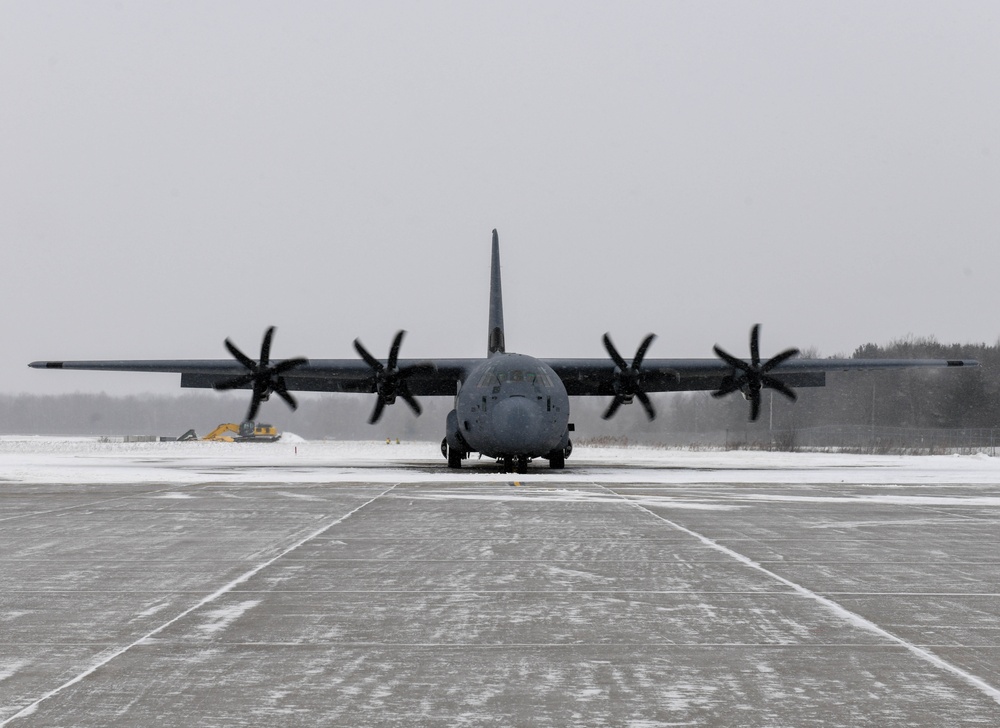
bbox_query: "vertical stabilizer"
[488,229,505,356]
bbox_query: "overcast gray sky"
[3,1,999,396]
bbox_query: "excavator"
[179,421,281,442]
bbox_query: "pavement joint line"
[903,503,988,522]
[594,481,1000,707]
[0,482,400,727]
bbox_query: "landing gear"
[546,439,571,469]
[442,438,463,469]
[499,456,529,474]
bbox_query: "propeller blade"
[400,388,422,416]
[259,326,275,368]
[762,374,798,401]
[368,397,387,425]
[274,388,298,410]
[356,331,422,422]
[602,396,624,420]
[601,332,658,420]
[220,327,306,419]
[246,395,262,422]
[399,363,438,377]
[388,330,406,370]
[272,377,298,410]
[602,334,629,372]
[713,345,751,373]
[712,325,800,421]
[632,334,657,370]
[712,375,746,398]
[353,339,383,371]
[761,348,800,373]
[273,357,309,374]
[224,339,257,370]
[636,390,656,421]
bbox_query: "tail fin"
[488,229,505,356]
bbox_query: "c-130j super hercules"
[31,230,978,473]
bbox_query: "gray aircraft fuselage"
[453,352,570,460]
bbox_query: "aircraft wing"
[30,356,977,397]
[28,358,476,396]
[545,357,979,396]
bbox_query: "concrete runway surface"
[2,439,1000,726]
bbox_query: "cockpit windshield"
[476,365,552,388]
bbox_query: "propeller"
[354,330,424,424]
[712,324,799,421]
[214,326,309,421]
[601,333,658,421]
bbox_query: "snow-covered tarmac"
[3,437,1000,725]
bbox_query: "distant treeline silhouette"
[3,337,996,442]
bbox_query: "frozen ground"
[2,437,1000,725]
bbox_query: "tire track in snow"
[596,483,1000,707]
[0,483,399,726]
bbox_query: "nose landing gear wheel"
[500,456,529,474]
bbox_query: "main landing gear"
[441,438,465,469]
[442,439,569,474]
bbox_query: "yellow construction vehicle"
[201,421,281,443]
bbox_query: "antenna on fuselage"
[487,228,505,357]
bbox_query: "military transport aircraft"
[30,230,978,473]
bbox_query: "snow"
[197,601,262,636]
[2,435,999,488]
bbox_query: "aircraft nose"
[491,396,542,453]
